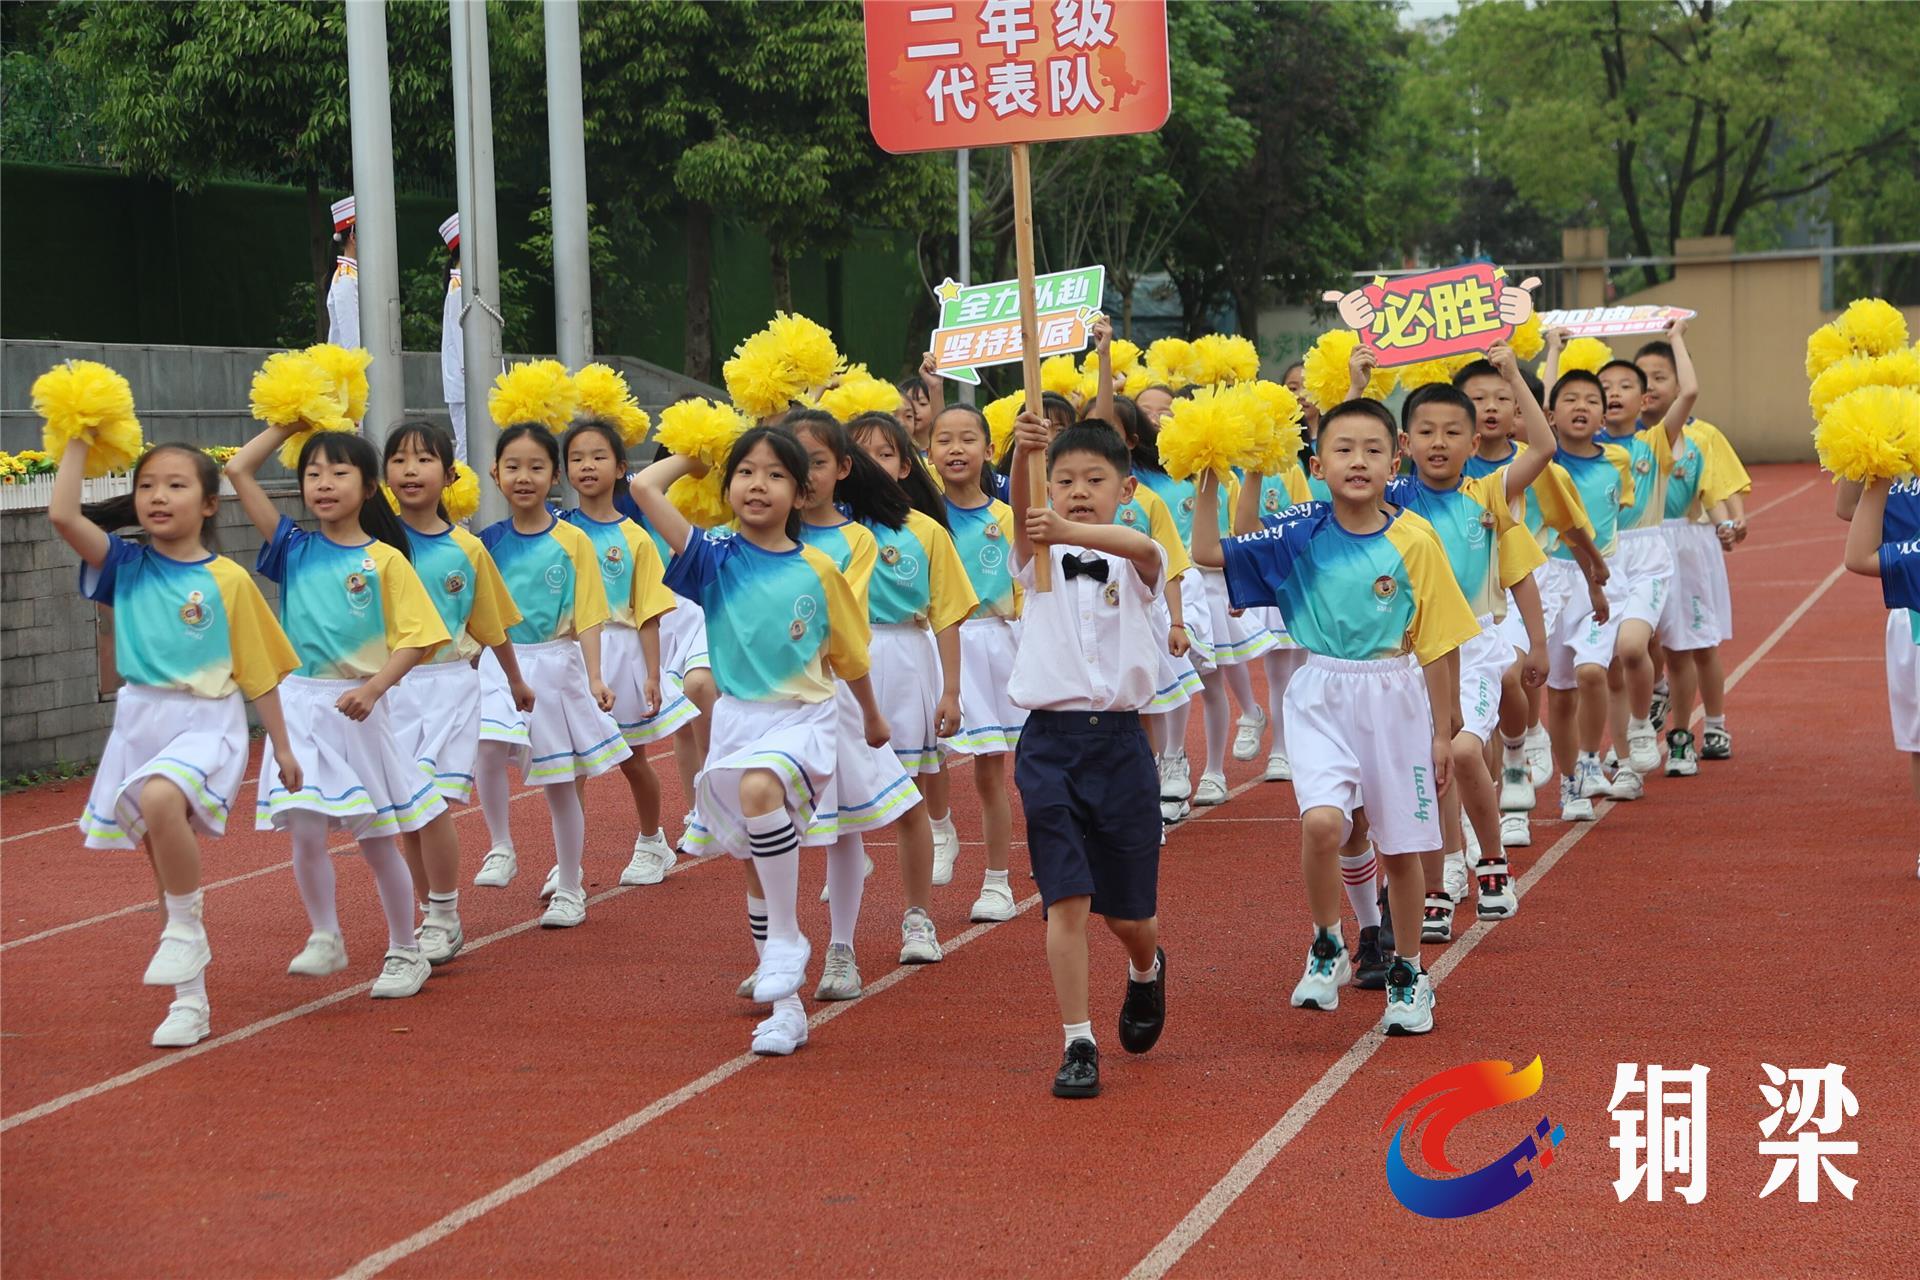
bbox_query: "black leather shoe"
[1118,947,1166,1054]
[1053,1038,1100,1098]
[1377,887,1395,954]
[1354,926,1390,990]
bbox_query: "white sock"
[745,809,802,944]
[1629,715,1651,735]
[545,783,586,895]
[176,971,207,1004]
[288,812,340,937]
[1128,954,1160,982]
[983,867,1009,888]
[929,810,954,831]
[1705,714,1727,731]
[1340,850,1381,929]
[746,894,768,959]
[1063,1020,1094,1048]
[361,835,423,952]
[426,890,458,925]
[162,889,205,935]
[825,834,866,948]
[476,740,515,850]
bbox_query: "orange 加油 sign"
[862,0,1170,155]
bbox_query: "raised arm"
[919,351,945,425]
[1835,477,1864,522]
[1192,470,1226,569]
[226,425,299,542]
[1234,469,1266,535]
[1029,510,1161,587]
[1091,315,1115,425]
[1843,478,1888,577]
[47,437,110,568]
[1008,409,1048,566]
[628,454,703,556]
[1494,342,1555,500]
[1658,318,1699,447]
[1540,326,1569,394]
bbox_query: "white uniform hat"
[439,213,460,249]
[330,196,356,231]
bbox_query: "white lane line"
[1745,477,1817,520]
[333,893,1045,1280]
[1740,533,1846,555]
[1124,555,1842,1280]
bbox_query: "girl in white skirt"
[928,404,1026,924]
[227,426,452,1001]
[562,418,697,885]
[631,427,885,1056]
[383,421,533,964]
[473,423,634,927]
[850,412,978,962]
[786,410,932,1000]
[50,436,303,1047]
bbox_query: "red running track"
[3,464,1914,1278]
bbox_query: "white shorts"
[659,595,711,681]
[1146,594,1202,713]
[1543,558,1621,690]
[1195,567,1275,666]
[1657,520,1730,651]
[257,675,446,838]
[1458,619,1512,745]
[477,648,529,746]
[1285,654,1442,856]
[945,616,1025,755]
[685,695,837,855]
[1889,610,1919,754]
[1497,589,1531,655]
[81,685,250,850]
[808,679,922,840]
[599,623,699,747]
[388,659,483,803]
[503,639,632,786]
[1174,568,1219,672]
[870,623,943,773]
[1614,527,1674,630]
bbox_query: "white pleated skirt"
[1195,567,1275,665]
[944,616,1025,755]
[600,622,701,747]
[869,623,943,773]
[256,675,446,839]
[659,596,711,681]
[388,659,483,803]
[684,695,838,857]
[505,638,632,786]
[82,685,250,851]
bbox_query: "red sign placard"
[862,0,1170,154]
[1337,263,1535,369]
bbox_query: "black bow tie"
[1061,554,1109,583]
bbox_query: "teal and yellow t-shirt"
[1116,484,1193,580]
[1549,446,1635,560]
[257,517,448,680]
[1597,424,1675,532]
[559,510,676,632]
[1254,465,1315,523]
[1135,470,1198,546]
[1462,446,1515,481]
[1386,471,1542,621]
[662,529,870,703]
[862,510,977,630]
[1662,430,1708,521]
[83,536,299,699]
[405,524,520,664]
[946,496,1021,621]
[477,515,611,645]
[798,518,880,612]
[1218,503,1480,665]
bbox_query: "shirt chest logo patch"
[344,571,373,611]
[443,570,467,596]
[1264,491,1281,513]
[1373,574,1398,602]
[983,522,1001,540]
[1180,496,1196,515]
[1120,507,1139,525]
[977,544,1005,572]
[602,545,628,578]
[179,589,212,634]
[788,618,807,641]
[543,564,568,594]
[1103,581,1120,607]
[1634,456,1651,475]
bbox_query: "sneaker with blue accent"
[1574,754,1610,800]
[1289,932,1351,1011]
[1381,959,1435,1036]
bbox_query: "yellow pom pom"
[1808,350,1920,420]
[1557,336,1614,375]
[1157,386,1255,482]
[1301,330,1394,410]
[1074,367,1100,408]
[655,397,749,468]
[819,372,904,421]
[303,344,372,423]
[443,462,482,524]
[250,351,352,468]
[1243,380,1306,472]
[1805,323,1852,381]
[1837,298,1909,359]
[1145,338,1195,389]
[488,359,578,431]
[573,363,653,446]
[1041,353,1081,396]
[1189,334,1260,387]
[668,471,733,529]
[1396,354,1472,391]
[1083,338,1142,379]
[1122,365,1155,397]
[724,312,844,418]
[1813,385,1920,483]
[1508,313,1545,362]
[33,360,144,477]
[984,390,1025,460]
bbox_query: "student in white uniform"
[326,196,358,349]
[439,213,467,464]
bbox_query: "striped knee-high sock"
[745,809,801,944]
[1340,848,1381,929]
[746,894,768,959]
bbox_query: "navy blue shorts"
[1013,709,1162,920]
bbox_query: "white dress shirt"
[1008,540,1166,712]
[326,257,359,349]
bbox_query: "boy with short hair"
[1193,399,1480,1036]
[1006,414,1169,1099]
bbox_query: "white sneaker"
[1442,851,1470,904]
[539,865,559,900]
[620,830,676,885]
[1525,733,1552,788]
[969,878,1016,922]
[1609,765,1644,801]
[1421,893,1455,944]
[370,947,430,998]
[1475,858,1519,920]
[1193,772,1229,806]
[1231,708,1268,761]
[675,810,698,854]
[1498,762,1535,812]
[751,998,809,1056]
[930,815,960,886]
[473,846,518,888]
[1162,752,1191,801]
[1500,812,1532,847]
[1289,934,1351,1011]
[737,967,760,999]
[418,919,464,965]
[814,942,862,1000]
[1559,777,1596,823]
[1264,752,1292,782]
[143,923,211,987]
[287,930,347,977]
[540,887,586,928]
[820,852,874,902]
[1381,960,1436,1035]
[1627,721,1660,775]
[899,909,944,964]
[1159,796,1190,824]
[752,936,812,1003]
[1574,755,1610,799]
[151,996,210,1048]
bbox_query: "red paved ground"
[3,464,1913,1278]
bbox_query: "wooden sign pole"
[1009,141,1050,593]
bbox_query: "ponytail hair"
[298,430,412,560]
[781,408,910,531]
[848,411,949,530]
[81,444,222,545]
[1125,399,1166,475]
[381,419,457,523]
